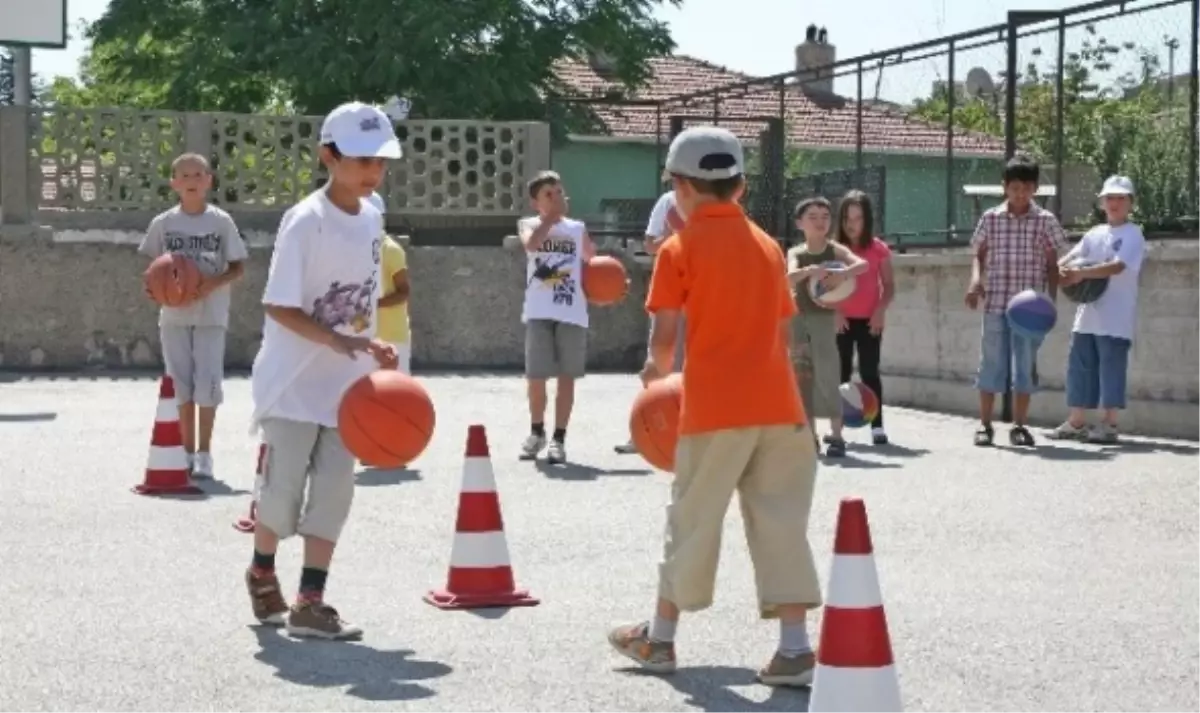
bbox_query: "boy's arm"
[378,242,410,308]
[831,243,868,276]
[582,229,597,261]
[138,217,165,259]
[966,216,988,306]
[199,217,248,296]
[520,217,556,253]
[646,246,685,376]
[1071,229,1145,279]
[777,253,798,353]
[877,251,896,312]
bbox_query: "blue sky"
[27,0,1193,104]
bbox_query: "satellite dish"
[383,96,411,121]
[964,67,996,98]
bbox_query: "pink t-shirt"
[838,237,892,319]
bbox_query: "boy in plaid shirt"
[965,154,1068,447]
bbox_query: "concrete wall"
[1,226,1196,439]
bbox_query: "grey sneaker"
[756,651,816,687]
[546,440,567,465]
[245,568,288,626]
[192,451,214,480]
[286,600,363,640]
[519,434,546,461]
[607,621,677,674]
[1087,424,1120,444]
[1047,421,1089,441]
[614,439,639,454]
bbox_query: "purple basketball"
[1005,289,1057,338]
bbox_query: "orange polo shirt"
[646,201,805,435]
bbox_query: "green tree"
[52,0,679,131]
[0,50,13,106]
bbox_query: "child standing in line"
[1049,176,1145,444]
[518,171,596,465]
[244,101,399,639]
[370,192,412,375]
[833,190,894,446]
[139,153,248,480]
[608,126,823,688]
[787,197,867,458]
[966,154,1068,447]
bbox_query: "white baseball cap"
[664,126,745,180]
[1098,175,1135,197]
[320,102,403,159]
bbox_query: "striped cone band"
[134,375,197,495]
[146,444,189,472]
[158,375,176,400]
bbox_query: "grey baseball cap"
[664,126,745,181]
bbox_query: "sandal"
[973,424,994,447]
[1009,425,1036,447]
[826,437,847,458]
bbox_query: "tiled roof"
[554,55,1007,156]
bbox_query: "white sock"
[648,615,677,643]
[779,622,812,657]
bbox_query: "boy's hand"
[367,340,399,369]
[1059,266,1082,286]
[328,333,373,359]
[819,271,845,290]
[965,280,985,309]
[194,277,216,300]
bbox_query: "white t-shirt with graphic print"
[251,189,384,429]
[1070,222,1145,341]
[521,217,589,328]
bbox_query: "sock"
[648,615,677,643]
[298,567,328,602]
[250,550,275,574]
[778,622,812,657]
[531,422,545,438]
[552,427,566,444]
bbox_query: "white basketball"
[807,261,857,307]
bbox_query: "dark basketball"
[1062,257,1109,304]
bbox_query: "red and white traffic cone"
[809,497,901,712]
[233,443,265,532]
[424,425,539,610]
[132,375,200,495]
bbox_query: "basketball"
[807,260,858,308]
[582,255,629,306]
[338,371,436,468]
[1061,257,1110,304]
[144,253,202,307]
[839,381,880,429]
[629,373,683,472]
[1005,289,1058,339]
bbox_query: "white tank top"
[521,218,589,328]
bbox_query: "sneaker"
[825,437,847,458]
[519,434,546,461]
[756,651,816,687]
[546,440,567,465]
[871,427,889,445]
[286,600,363,640]
[245,568,289,626]
[192,452,214,480]
[607,621,677,674]
[1047,421,1089,441]
[614,439,639,454]
[1087,424,1120,444]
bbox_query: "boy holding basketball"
[138,153,248,480]
[518,170,596,465]
[965,154,1068,447]
[607,126,824,688]
[245,101,399,639]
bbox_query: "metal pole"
[12,46,33,105]
[1189,0,1199,214]
[1001,13,1020,424]
[855,61,864,173]
[945,40,956,242]
[1054,15,1066,219]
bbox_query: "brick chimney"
[795,25,836,94]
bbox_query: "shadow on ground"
[252,627,452,702]
[0,412,57,423]
[534,460,653,480]
[618,664,810,712]
[355,467,422,487]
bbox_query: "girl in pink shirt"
[834,190,894,445]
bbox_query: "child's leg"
[856,322,886,431]
[974,314,1009,442]
[812,322,844,448]
[553,323,587,436]
[1064,332,1100,428]
[192,327,227,475]
[289,425,361,639]
[835,322,855,384]
[1010,328,1043,428]
[1096,335,1132,432]
[160,325,197,456]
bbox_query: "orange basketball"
[144,253,202,307]
[338,371,436,468]
[629,373,683,472]
[582,255,629,306]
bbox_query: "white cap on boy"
[320,102,403,159]
[664,126,745,180]
[1098,175,1135,197]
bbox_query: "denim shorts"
[976,313,1044,394]
[1066,332,1132,410]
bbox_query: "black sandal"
[1009,425,1036,447]
[826,437,847,457]
[974,424,994,447]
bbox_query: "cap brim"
[1098,189,1133,197]
[339,136,403,159]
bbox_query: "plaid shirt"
[970,201,1069,314]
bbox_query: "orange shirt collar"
[688,202,744,220]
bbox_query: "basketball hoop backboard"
[0,0,67,48]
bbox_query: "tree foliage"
[0,50,13,106]
[45,0,679,132]
[911,24,1196,229]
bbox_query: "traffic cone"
[424,425,539,610]
[809,497,901,712]
[233,443,265,532]
[132,375,200,495]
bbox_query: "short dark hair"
[321,142,344,160]
[836,190,875,248]
[527,170,562,199]
[794,196,832,219]
[671,173,745,201]
[1003,153,1040,184]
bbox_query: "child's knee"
[297,470,355,543]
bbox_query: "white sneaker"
[614,439,638,454]
[519,434,546,461]
[192,452,214,479]
[546,440,567,465]
[871,427,889,445]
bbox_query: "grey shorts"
[525,319,587,379]
[256,418,357,543]
[646,312,686,372]
[793,314,841,420]
[161,325,227,407]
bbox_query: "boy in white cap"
[244,101,400,640]
[1051,175,1145,443]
